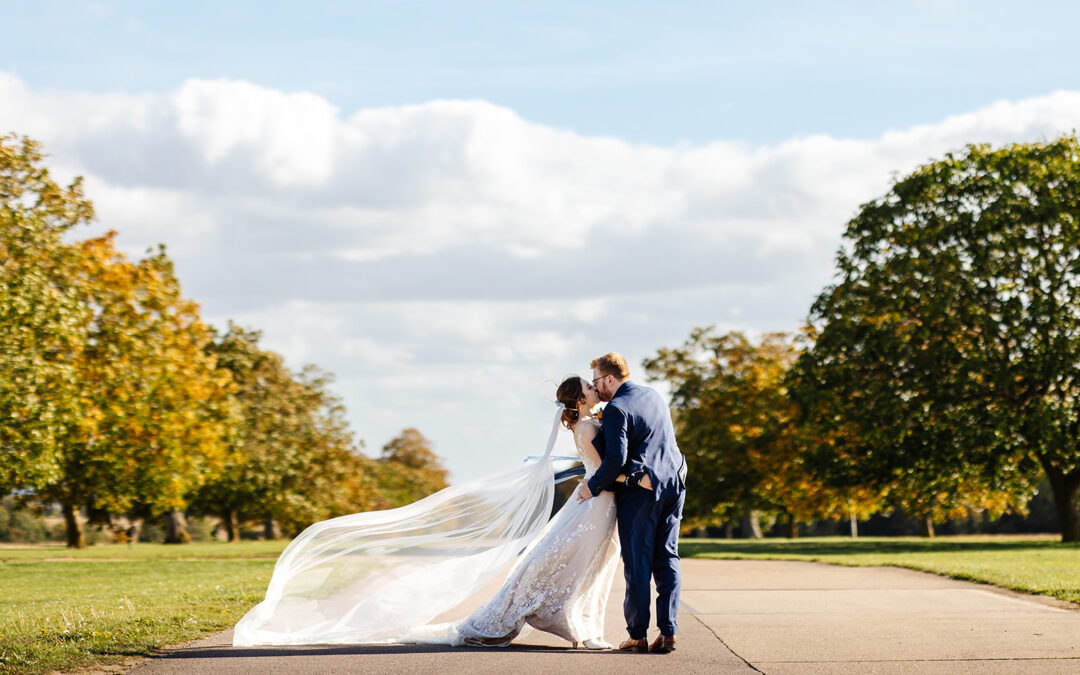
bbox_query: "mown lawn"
[0,541,288,674]
[681,534,1080,605]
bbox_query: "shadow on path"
[153,643,620,660]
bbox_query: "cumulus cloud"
[3,70,1080,478]
[174,79,339,187]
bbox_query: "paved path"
[129,559,1080,674]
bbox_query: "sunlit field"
[0,541,287,674]
[682,534,1080,605]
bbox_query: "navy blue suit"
[586,381,686,640]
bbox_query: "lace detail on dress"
[574,418,603,479]
[452,417,619,646]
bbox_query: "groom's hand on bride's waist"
[574,475,653,503]
[574,480,595,503]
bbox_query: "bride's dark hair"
[556,376,586,430]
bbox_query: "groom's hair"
[591,352,630,380]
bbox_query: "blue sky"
[4,2,1080,479]
[7,1,1080,145]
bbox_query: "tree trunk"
[263,517,281,540]
[694,525,707,538]
[163,508,191,544]
[723,522,734,539]
[222,509,239,542]
[785,512,798,539]
[126,519,143,545]
[1041,461,1080,542]
[62,503,85,549]
[849,510,858,538]
[919,515,935,538]
[741,510,763,539]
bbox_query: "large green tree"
[793,136,1080,540]
[0,135,93,497]
[2,135,234,546]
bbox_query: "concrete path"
[129,559,1080,674]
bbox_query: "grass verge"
[681,534,1080,605]
[0,541,288,674]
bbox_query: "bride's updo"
[556,376,585,430]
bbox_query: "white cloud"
[173,79,339,187]
[4,70,1080,478]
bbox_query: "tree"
[192,324,372,539]
[44,233,235,545]
[793,137,1080,540]
[1,135,382,546]
[376,429,449,508]
[0,135,93,501]
[644,329,876,537]
[255,363,368,537]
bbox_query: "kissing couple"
[234,352,688,654]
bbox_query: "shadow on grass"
[679,536,1077,558]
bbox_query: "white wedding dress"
[233,410,621,648]
[447,417,620,647]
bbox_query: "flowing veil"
[232,407,563,646]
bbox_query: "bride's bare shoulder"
[574,418,601,444]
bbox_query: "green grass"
[0,540,288,562]
[0,541,288,674]
[681,534,1080,605]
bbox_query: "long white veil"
[233,407,563,646]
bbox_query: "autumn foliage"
[0,134,447,547]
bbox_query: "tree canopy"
[0,135,94,495]
[793,136,1080,541]
[0,134,448,546]
[645,329,879,536]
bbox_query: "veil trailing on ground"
[232,407,563,646]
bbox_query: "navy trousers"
[615,485,685,639]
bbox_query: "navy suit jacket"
[587,381,685,501]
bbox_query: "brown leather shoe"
[618,638,649,653]
[649,634,677,653]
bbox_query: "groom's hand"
[574,480,594,503]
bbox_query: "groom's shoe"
[649,634,677,653]
[618,638,649,653]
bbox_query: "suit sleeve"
[586,404,628,496]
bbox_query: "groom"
[574,352,687,654]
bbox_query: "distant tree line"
[9,132,1080,546]
[647,136,1080,542]
[0,134,447,547]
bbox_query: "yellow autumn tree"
[43,232,235,546]
[645,329,882,537]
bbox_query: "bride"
[233,376,625,649]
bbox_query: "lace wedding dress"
[447,417,621,647]
[233,409,620,647]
